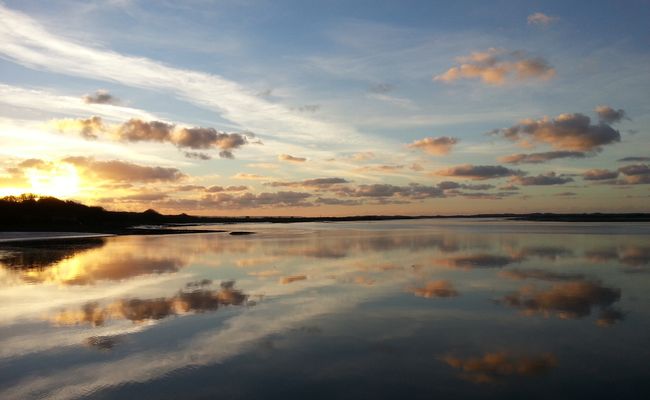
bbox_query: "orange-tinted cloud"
[499,151,587,164]
[350,151,375,161]
[55,117,251,159]
[232,173,269,180]
[491,111,621,151]
[354,164,404,173]
[280,275,307,284]
[596,308,625,327]
[585,245,650,270]
[434,48,555,85]
[53,116,105,139]
[354,275,376,285]
[618,164,650,184]
[51,281,248,326]
[118,119,173,142]
[595,105,626,124]
[441,351,557,384]
[278,154,307,162]
[408,136,458,156]
[63,156,185,182]
[248,269,282,277]
[500,280,621,321]
[411,280,459,298]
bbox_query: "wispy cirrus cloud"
[0,83,158,122]
[0,5,362,147]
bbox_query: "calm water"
[1,219,649,399]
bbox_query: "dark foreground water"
[1,219,649,399]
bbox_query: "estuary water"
[0,219,649,399]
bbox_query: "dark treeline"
[0,194,429,232]
[0,194,178,232]
[1,194,649,233]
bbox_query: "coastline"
[2,212,650,245]
[0,229,220,244]
[0,232,114,243]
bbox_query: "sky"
[0,0,649,216]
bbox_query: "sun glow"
[26,164,80,198]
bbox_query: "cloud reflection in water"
[51,281,248,327]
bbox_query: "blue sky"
[0,0,649,215]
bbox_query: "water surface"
[1,220,649,399]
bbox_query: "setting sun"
[25,164,80,198]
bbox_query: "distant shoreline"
[2,196,649,242]
[2,213,650,244]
